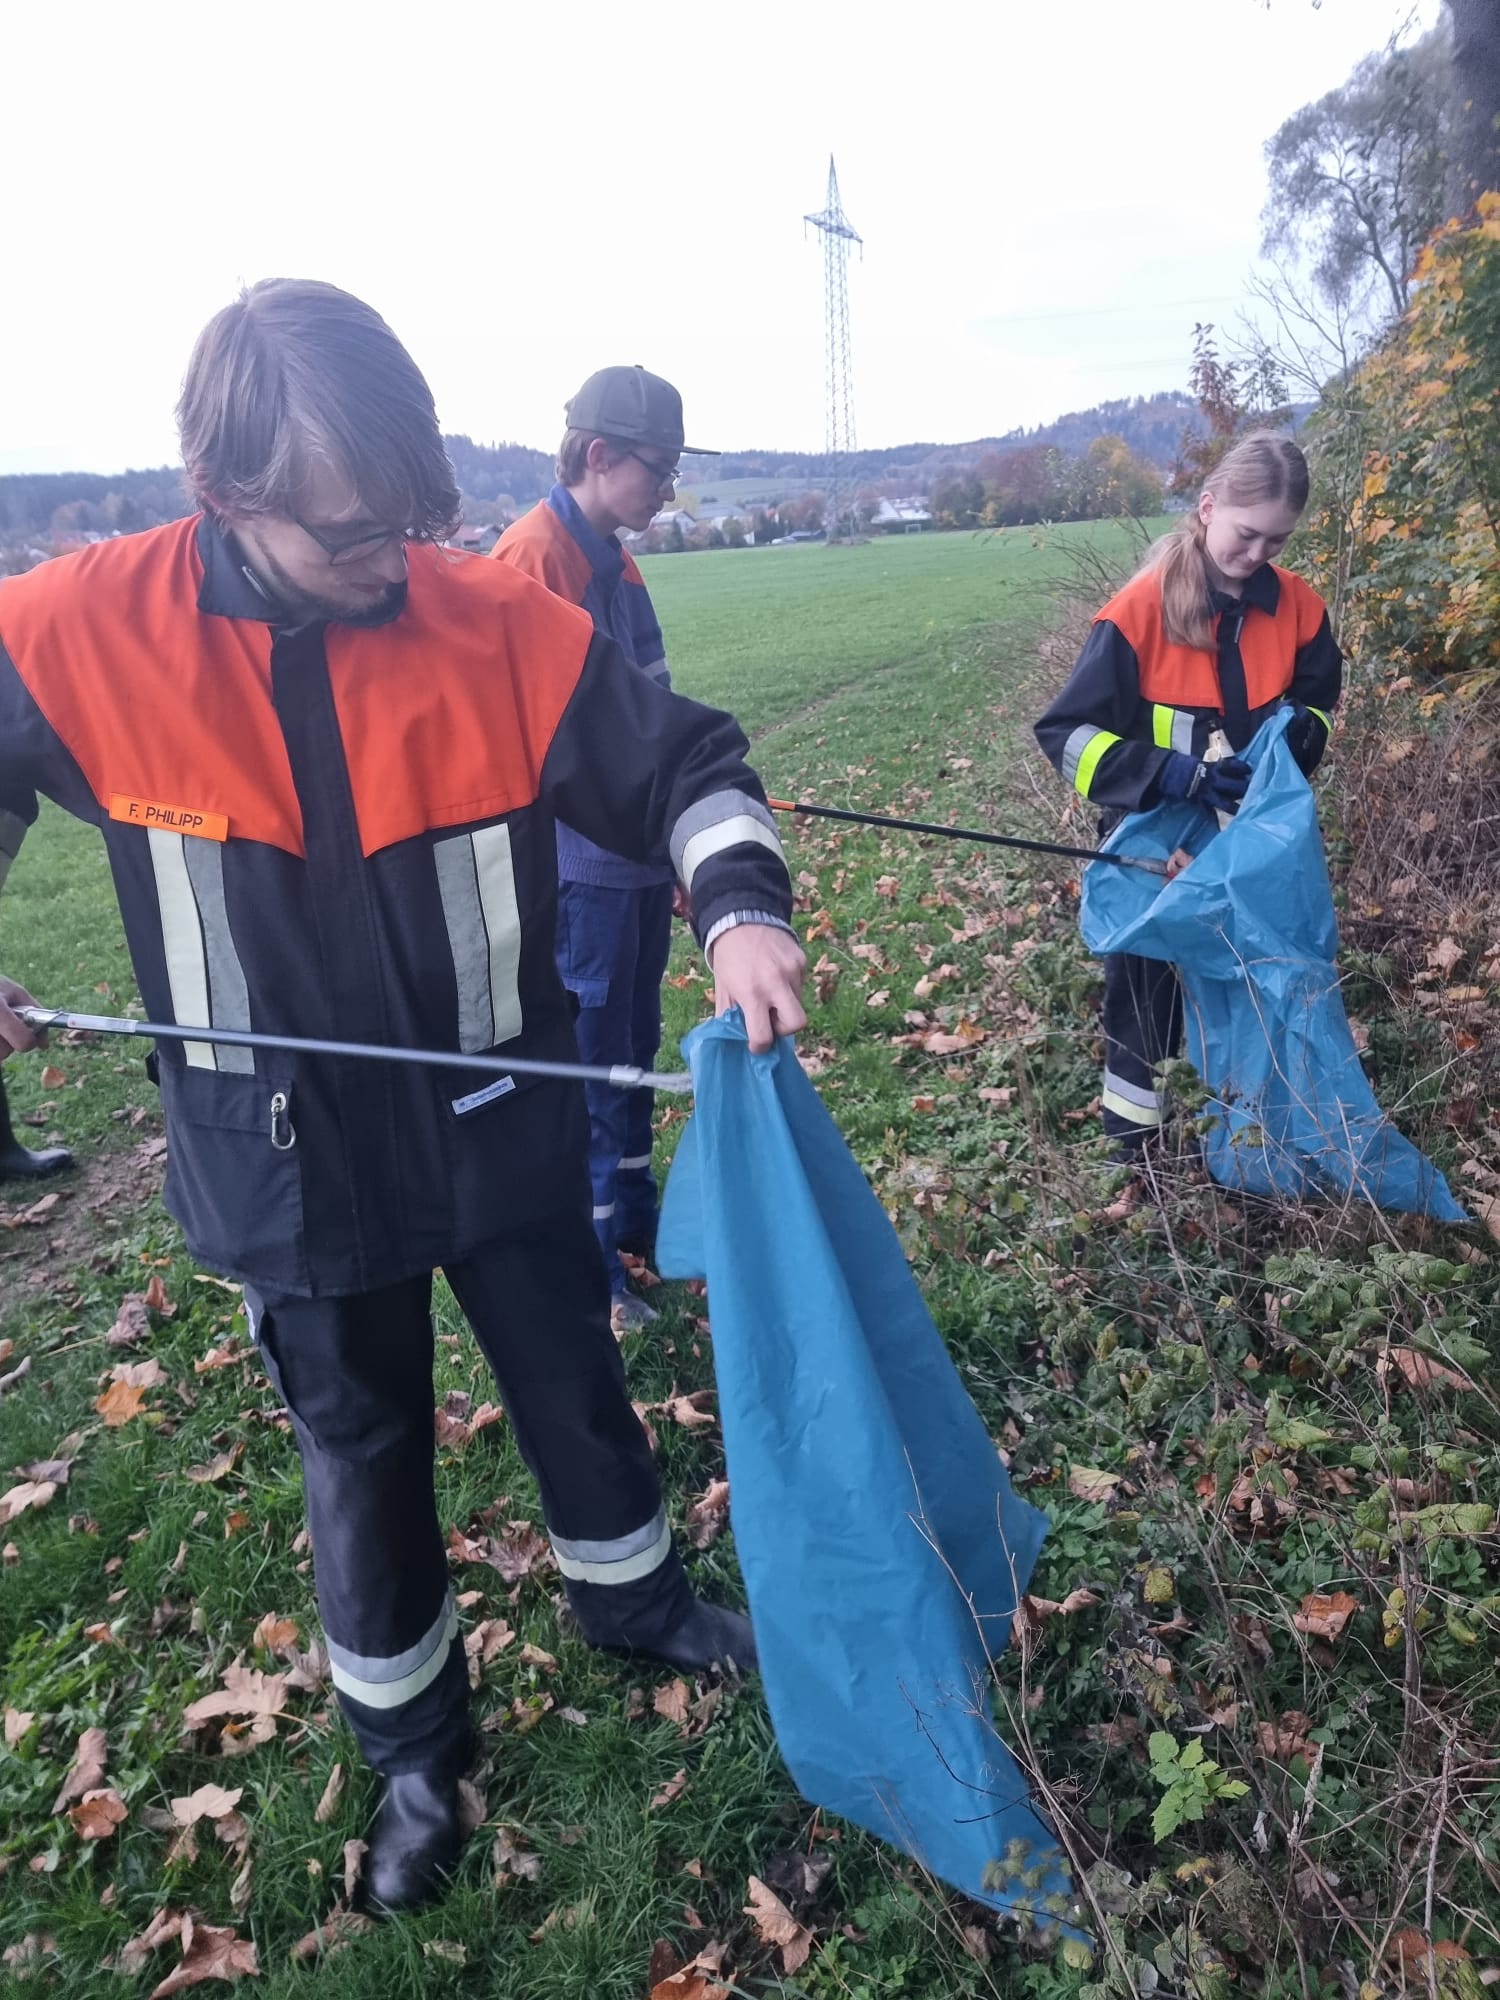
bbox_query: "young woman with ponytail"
[1034,432,1343,1160]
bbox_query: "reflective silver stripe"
[1102,1069,1164,1127]
[680,816,784,892]
[617,1153,652,1171]
[668,789,781,884]
[0,806,26,862]
[1060,726,1096,787]
[435,826,524,1052]
[148,830,216,1069]
[551,1509,672,1586]
[182,838,254,1075]
[1103,1069,1162,1110]
[592,1202,616,1221]
[638,654,671,685]
[1170,710,1196,754]
[473,825,523,1045]
[327,1595,459,1711]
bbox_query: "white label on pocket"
[452,1075,517,1116]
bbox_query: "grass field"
[2,526,1496,1998]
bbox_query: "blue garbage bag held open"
[657,1011,1073,1925]
[1080,710,1466,1220]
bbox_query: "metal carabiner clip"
[269,1089,297,1152]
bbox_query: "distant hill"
[1,390,1295,552]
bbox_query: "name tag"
[452,1075,516,1116]
[109,794,229,842]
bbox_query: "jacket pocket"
[158,1063,307,1288]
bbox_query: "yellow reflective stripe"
[1073,730,1121,799]
[1152,705,1175,750]
[1307,706,1332,734]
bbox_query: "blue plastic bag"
[1080,711,1465,1220]
[657,1012,1072,1924]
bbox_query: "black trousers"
[1100,953,1183,1149]
[246,1209,693,1774]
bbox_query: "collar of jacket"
[193,514,406,630]
[1209,563,1280,621]
[547,483,626,591]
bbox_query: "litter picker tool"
[767,798,1169,875]
[13,1008,694,1094]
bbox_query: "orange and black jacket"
[1034,561,1342,815]
[0,516,791,1296]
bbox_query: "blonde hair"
[556,429,629,485]
[1143,433,1310,649]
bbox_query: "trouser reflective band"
[1102,1069,1164,1127]
[1101,953,1184,1147]
[327,1594,460,1710]
[550,1506,673,1586]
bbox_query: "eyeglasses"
[625,452,682,489]
[294,515,407,566]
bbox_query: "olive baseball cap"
[564,365,715,455]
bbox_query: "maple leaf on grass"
[94,1380,148,1427]
[52,1725,109,1810]
[68,1786,128,1840]
[250,1612,299,1656]
[744,1874,814,1975]
[148,1917,259,1995]
[181,1664,289,1751]
[649,1767,689,1810]
[686,1477,730,1549]
[5,1706,36,1747]
[171,1784,244,1828]
[106,1294,152,1348]
[289,1907,375,1964]
[0,1478,57,1526]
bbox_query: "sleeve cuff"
[703,909,798,963]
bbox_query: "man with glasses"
[494,367,716,1330]
[0,290,805,1911]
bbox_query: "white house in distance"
[871,497,932,533]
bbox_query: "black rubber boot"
[359,1769,465,1915]
[621,1598,757,1676]
[0,1081,73,1184]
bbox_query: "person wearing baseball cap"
[494,370,761,1329]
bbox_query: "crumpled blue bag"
[1080,710,1465,1220]
[657,1012,1071,1924]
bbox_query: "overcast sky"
[0,0,1439,477]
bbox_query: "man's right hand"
[0,978,42,1058]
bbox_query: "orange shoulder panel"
[1094,567,1164,651]
[1274,566,1330,646]
[327,545,595,856]
[0,520,305,854]
[491,503,592,605]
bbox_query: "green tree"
[1262,28,1451,325]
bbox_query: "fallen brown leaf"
[686,1477,730,1549]
[53,1725,109,1811]
[289,1906,375,1963]
[649,1767,688,1810]
[492,1825,543,1883]
[314,1764,345,1824]
[112,1356,168,1388]
[144,1274,175,1316]
[171,1784,244,1828]
[185,1445,244,1485]
[105,1294,152,1348]
[654,1678,692,1728]
[343,1838,368,1899]
[1067,1466,1122,1503]
[112,1908,188,1976]
[457,1777,486,1835]
[148,1917,259,1995]
[0,1354,32,1396]
[518,1642,558,1674]
[1379,1346,1476,1394]
[744,1874,814,1975]
[5,1706,36,1747]
[0,1478,57,1526]
[1256,1712,1317,1763]
[69,1786,129,1840]
[95,1380,148,1426]
[251,1613,299,1656]
[1292,1591,1359,1641]
[182,1664,288,1730]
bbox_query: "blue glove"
[1155,750,1252,815]
[1282,704,1329,777]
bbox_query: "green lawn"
[1,526,1495,1998]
